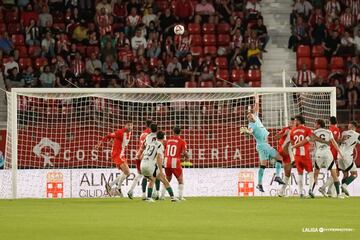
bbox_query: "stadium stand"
[291,0,360,121]
[0,0,267,89]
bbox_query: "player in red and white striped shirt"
[160,126,189,200]
[127,120,153,199]
[290,115,329,198]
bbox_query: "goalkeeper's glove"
[240,127,250,134]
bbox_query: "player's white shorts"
[338,154,357,172]
[314,150,335,170]
[140,160,159,178]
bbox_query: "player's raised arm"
[309,133,330,145]
[253,93,259,115]
[274,128,289,141]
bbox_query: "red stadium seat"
[330,57,344,69]
[313,57,328,70]
[217,23,231,34]
[11,34,25,46]
[315,69,329,80]
[247,69,261,82]
[34,57,48,69]
[215,57,228,69]
[200,81,214,87]
[297,45,311,58]
[17,45,28,57]
[185,81,198,88]
[217,34,231,46]
[312,45,324,57]
[5,10,19,23]
[190,46,203,56]
[7,23,21,35]
[188,23,201,34]
[297,57,312,70]
[203,46,217,56]
[216,69,229,81]
[203,34,216,46]
[28,45,41,57]
[202,23,216,34]
[249,81,261,87]
[190,34,202,46]
[19,58,33,69]
[231,69,246,82]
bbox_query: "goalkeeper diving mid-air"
[240,95,285,192]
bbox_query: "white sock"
[281,176,290,191]
[298,174,304,195]
[179,184,184,198]
[116,173,128,188]
[322,177,333,189]
[161,184,167,198]
[110,175,122,187]
[129,174,143,192]
[309,172,315,192]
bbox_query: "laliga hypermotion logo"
[33,138,60,167]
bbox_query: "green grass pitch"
[0,197,359,240]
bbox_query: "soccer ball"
[174,24,185,35]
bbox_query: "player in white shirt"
[312,119,344,198]
[140,131,178,202]
[337,121,360,196]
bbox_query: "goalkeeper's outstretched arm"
[253,94,259,115]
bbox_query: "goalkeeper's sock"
[129,174,142,192]
[179,184,184,199]
[334,181,340,195]
[258,166,266,185]
[147,188,153,199]
[343,175,357,187]
[298,174,304,195]
[166,187,174,197]
[155,179,161,191]
[275,161,282,177]
[141,177,147,193]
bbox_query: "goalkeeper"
[240,95,285,192]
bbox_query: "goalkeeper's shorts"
[256,143,278,161]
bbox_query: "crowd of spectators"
[291,0,360,112]
[0,0,267,89]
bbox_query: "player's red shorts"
[331,149,338,161]
[112,156,127,168]
[294,156,313,174]
[165,168,183,179]
[279,151,291,164]
[136,159,141,172]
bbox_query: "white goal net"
[1,88,336,198]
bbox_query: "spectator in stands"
[86,52,102,75]
[102,55,119,76]
[41,31,55,58]
[247,42,262,69]
[135,70,151,87]
[245,0,261,20]
[215,0,233,23]
[230,47,247,70]
[0,32,14,55]
[295,63,315,86]
[354,28,360,54]
[152,73,166,87]
[195,0,216,19]
[176,31,191,57]
[158,8,177,35]
[325,0,341,20]
[252,18,269,52]
[291,0,313,25]
[126,7,141,36]
[323,30,341,59]
[288,16,309,51]
[167,56,182,75]
[308,8,324,28]
[199,53,216,82]
[131,29,147,55]
[174,0,194,23]
[147,39,161,58]
[38,6,53,29]
[338,30,355,56]
[346,66,360,84]
[312,76,329,86]
[56,65,75,87]
[25,19,40,46]
[96,0,112,14]
[346,80,358,108]
[108,77,120,88]
[23,66,36,87]
[39,65,56,87]
[3,54,19,77]
[5,67,24,90]
[96,8,113,36]
[21,4,39,27]
[182,53,198,82]
[310,17,326,45]
[231,17,245,36]
[142,7,157,27]
[340,7,355,29]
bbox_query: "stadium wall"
[1,168,360,198]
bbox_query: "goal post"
[2,87,336,199]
